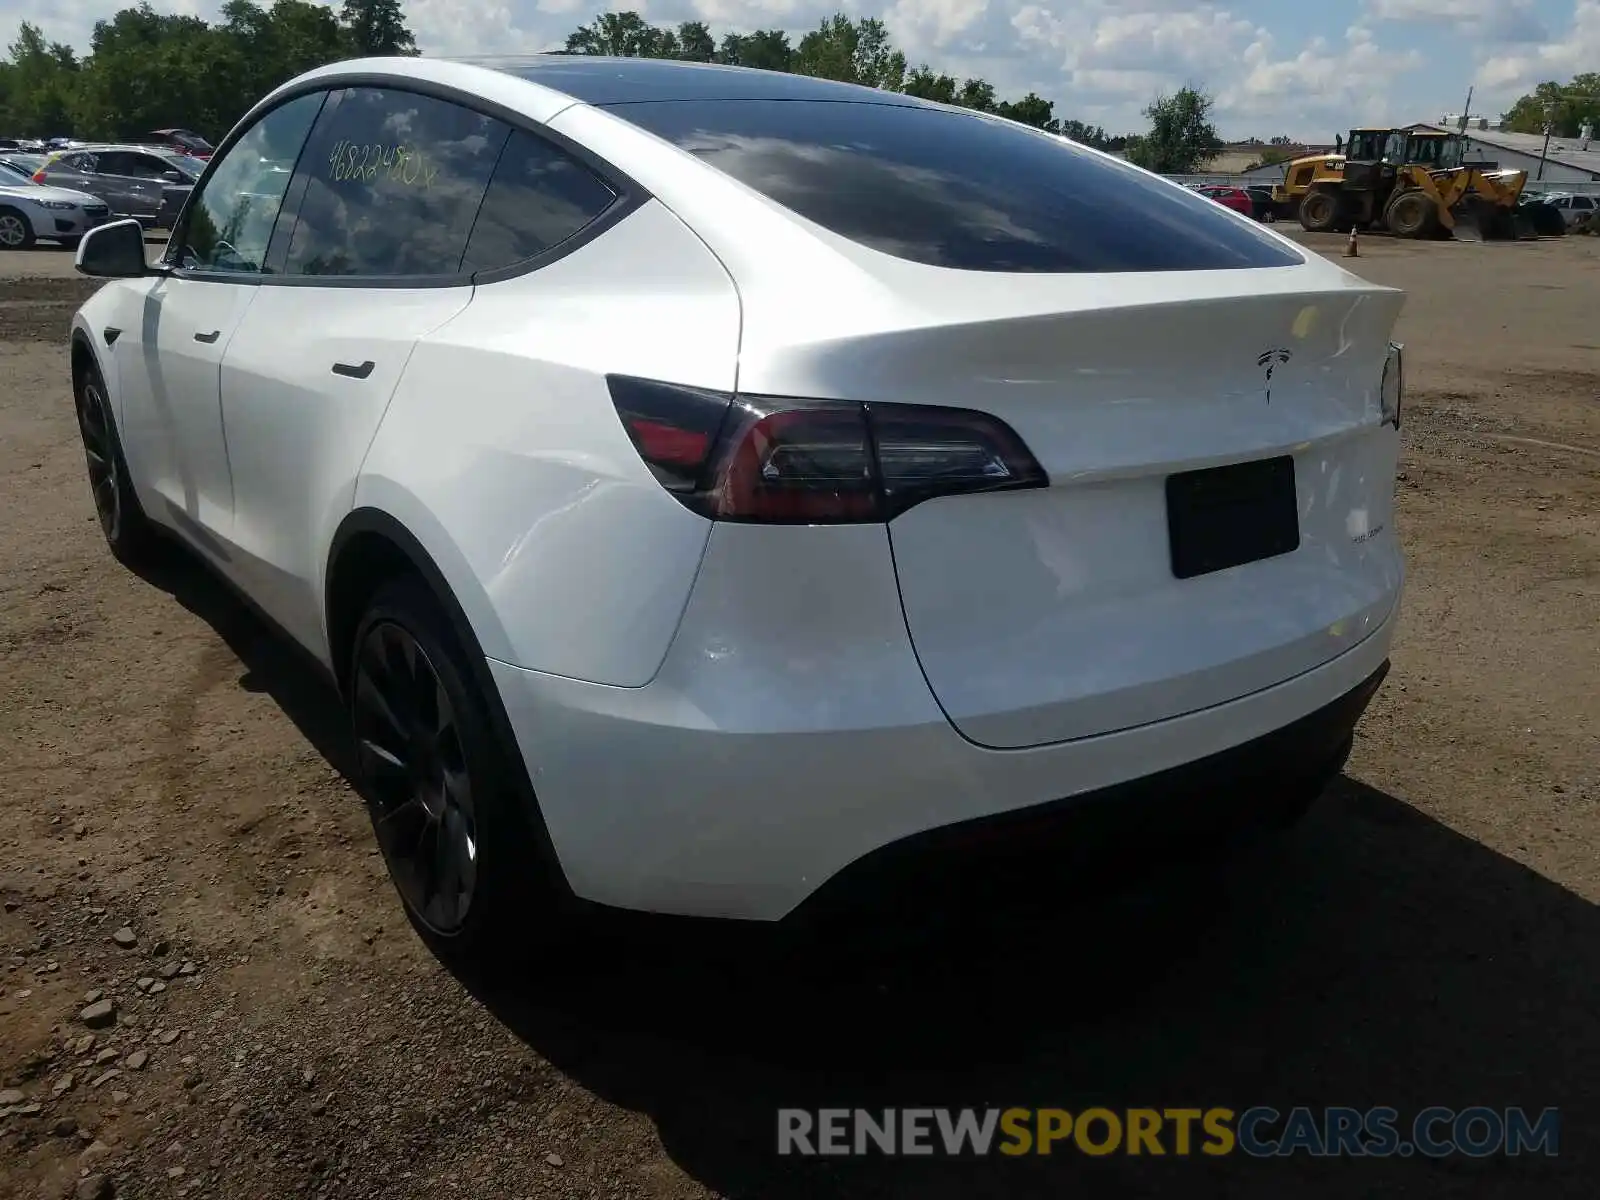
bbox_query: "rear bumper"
[789,659,1385,926]
[488,597,1398,923]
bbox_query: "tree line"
[561,10,1231,172]
[1499,73,1600,140]
[562,10,1138,152]
[0,0,415,142]
[0,2,1230,175]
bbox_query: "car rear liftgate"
[878,284,1406,749]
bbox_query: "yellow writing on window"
[326,139,438,188]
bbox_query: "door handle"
[331,360,375,380]
[193,329,220,343]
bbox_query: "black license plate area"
[1166,456,1299,579]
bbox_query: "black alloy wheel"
[76,374,121,542]
[352,619,479,936]
[73,362,156,565]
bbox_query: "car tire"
[1298,188,1340,233]
[348,576,565,971]
[0,205,36,250]
[74,359,160,565]
[1385,190,1437,239]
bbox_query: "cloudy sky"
[6,0,1597,139]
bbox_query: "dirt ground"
[1,230,1596,1200]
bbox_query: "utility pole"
[1457,85,1474,162]
[1529,86,1590,183]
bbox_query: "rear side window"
[101,152,167,179]
[604,99,1302,272]
[283,87,509,278]
[461,129,618,273]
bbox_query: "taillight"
[607,375,1046,523]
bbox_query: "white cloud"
[1225,23,1424,130]
[1475,1,1599,104]
[403,0,544,55]
[886,0,989,49]
[4,1,1592,140]
[1009,2,1419,135]
[1367,0,1547,43]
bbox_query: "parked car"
[32,144,198,227]
[68,56,1404,961]
[0,153,49,182]
[1540,192,1597,229]
[145,128,214,159]
[0,175,111,249]
[1244,186,1278,221]
[1514,193,1568,236]
[1193,184,1256,218]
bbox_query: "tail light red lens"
[607,375,1046,523]
[605,376,731,494]
[710,399,880,522]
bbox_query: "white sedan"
[0,171,112,249]
[67,55,1406,963]
[1540,192,1597,229]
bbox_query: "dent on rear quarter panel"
[356,199,741,687]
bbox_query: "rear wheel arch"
[326,510,486,697]
[324,507,575,898]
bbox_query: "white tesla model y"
[68,55,1405,960]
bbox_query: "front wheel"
[75,362,159,564]
[349,577,565,969]
[0,206,36,250]
[1385,191,1437,239]
[1299,189,1340,233]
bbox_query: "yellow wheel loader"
[1274,128,1534,241]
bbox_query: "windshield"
[1409,138,1443,167]
[1346,131,1386,161]
[0,160,35,183]
[2,153,45,175]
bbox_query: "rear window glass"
[601,99,1303,273]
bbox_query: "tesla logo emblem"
[1256,348,1292,403]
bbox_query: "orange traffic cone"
[1344,227,1359,257]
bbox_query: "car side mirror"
[76,219,149,278]
[162,170,183,183]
